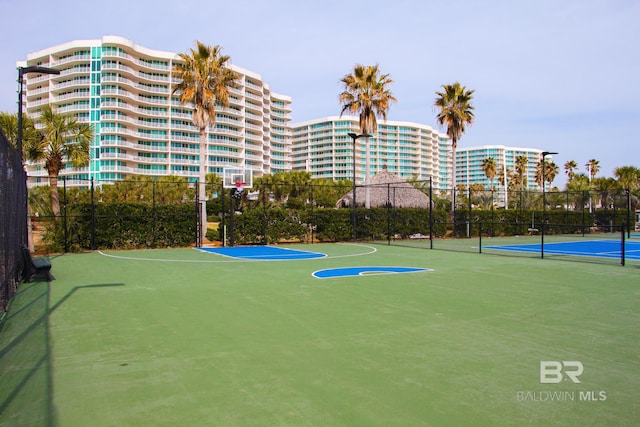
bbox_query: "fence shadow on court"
[0,282,124,426]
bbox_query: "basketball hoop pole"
[222,167,252,247]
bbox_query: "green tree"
[153,176,191,205]
[613,166,639,226]
[592,177,620,209]
[613,165,640,192]
[434,82,475,211]
[101,179,145,203]
[205,172,223,200]
[566,173,591,210]
[172,41,239,242]
[564,160,578,182]
[514,155,529,190]
[585,159,600,182]
[0,111,41,160]
[481,157,497,190]
[339,64,396,207]
[27,105,93,216]
[535,159,558,190]
[311,179,353,208]
[468,183,486,208]
[545,161,559,189]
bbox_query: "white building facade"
[19,37,553,196]
[456,145,547,190]
[19,36,292,187]
[291,116,451,191]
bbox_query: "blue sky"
[1,0,638,185]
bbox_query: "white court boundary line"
[97,243,377,263]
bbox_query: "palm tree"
[27,105,93,216]
[481,157,497,191]
[434,82,475,211]
[566,173,591,210]
[535,159,558,190]
[585,159,600,182]
[614,166,640,231]
[0,111,40,160]
[564,160,578,182]
[339,64,396,208]
[173,41,240,243]
[514,155,529,190]
[613,166,640,192]
[545,161,559,189]
[592,177,620,209]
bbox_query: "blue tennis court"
[485,239,640,260]
[198,245,326,260]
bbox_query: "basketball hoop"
[232,180,246,199]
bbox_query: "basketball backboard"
[222,167,253,190]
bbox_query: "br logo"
[540,361,584,384]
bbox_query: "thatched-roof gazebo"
[336,167,431,208]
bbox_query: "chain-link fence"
[29,176,637,266]
[0,129,28,311]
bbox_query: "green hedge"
[44,201,630,252]
[54,202,196,251]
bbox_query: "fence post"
[429,177,433,249]
[626,190,631,238]
[152,180,156,248]
[310,184,314,244]
[195,181,200,247]
[229,189,235,247]
[91,177,96,250]
[468,187,472,238]
[386,183,391,245]
[582,191,586,237]
[220,182,225,247]
[63,176,68,253]
[491,189,495,237]
[262,188,268,245]
[621,223,626,266]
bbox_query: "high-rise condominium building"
[456,145,549,191]
[19,36,292,187]
[291,117,451,190]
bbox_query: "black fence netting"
[29,176,638,267]
[0,129,27,311]
[29,177,200,252]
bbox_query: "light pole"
[17,65,60,248]
[348,132,371,242]
[18,66,60,158]
[541,151,557,259]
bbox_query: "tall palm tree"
[27,105,93,216]
[545,161,559,189]
[434,82,475,211]
[514,155,529,190]
[535,159,558,190]
[339,64,396,208]
[564,160,578,182]
[481,157,497,191]
[585,159,600,182]
[173,41,239,243]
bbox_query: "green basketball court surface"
[1,243,638,426]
